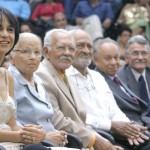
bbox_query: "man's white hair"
[44,29,69,47]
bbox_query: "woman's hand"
[46,130,68,146]
[15,129,24,143]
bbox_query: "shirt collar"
[8,64,42,85]
[66,65,90,78]
[131,68,146,81]
[107,74,117,80]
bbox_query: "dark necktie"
[113,76,122,86]
[113,76,139,104]
[138,75,149,103]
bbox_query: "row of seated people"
[1,18,150,150]
[4,15,148,69]
[1,0,149,42]
[0,6,116,150]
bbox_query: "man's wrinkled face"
[47,32,76,72]
[94,42,120,77]
[72,31,93,69]
[126,42,149,73]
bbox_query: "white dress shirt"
[66,66,129,131]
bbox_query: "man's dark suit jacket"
[95,67,150,129]
[117,65,150,100]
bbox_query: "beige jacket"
[36,58,94,147]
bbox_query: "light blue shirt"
[0,0,31,21]
[8,64,55,132]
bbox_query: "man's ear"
[92,53,98,66]
[125,53,129,64]
[43,47,50,59]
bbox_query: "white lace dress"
[0,68,24,150]
[0,96,24,150]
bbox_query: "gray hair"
[125,35,150,53]
[11,32,42,59]
[44,29,70,48]
[93,37,118,54]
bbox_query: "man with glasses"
[117,35,150,109]
[93,37,150,150]
[36,29,124,150]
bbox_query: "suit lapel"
[54,75,75,104]
[125,66,150,106]
[96,68,140,105]
[26,81,49,105]
[107,77,139,105]
[126,66,140,97]
[43,59,76,108]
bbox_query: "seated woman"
[0,7,48,150]
[8,32,69,148]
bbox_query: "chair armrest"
[41,139,58,147]
[93,128,115,144]
[66,133,83,149]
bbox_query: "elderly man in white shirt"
[67,65,129,131]
[66,29,148,149]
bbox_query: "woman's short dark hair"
[0,7,19,55]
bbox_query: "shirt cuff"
[86,114,112,131]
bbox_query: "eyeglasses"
[13,49,42,57]
[129,51,149,57]
[77,82,95,92]
[49,44,76,52]
[75,73,95,92]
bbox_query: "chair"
[93,128,115,144]
[66,133,83,149]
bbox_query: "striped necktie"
[138,75,149,103]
